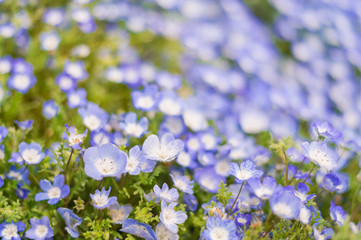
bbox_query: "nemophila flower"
[119,112,148,138]
[350,222,361,234]
[239,108,270,134]
[142,133,184,162]
[40,31,61,51]
[83,143,127,180]
[202,217,238,240]
[156,71,182,90]
[55,73,77,93]
[0,126,8,142]
[299,205,312,225]
[229,160,263,183]
[125,145,146,175]
[6,165,29,184]
[19,142,45,165]
[0,221,25,240]
[154,183,179,203]
[35,174,70,205]
[57,208,82,238]
[62,124,88,150]
[183,194,198,211]
[0,144,4,160]
[170,174,194,194]
[140,159,157,173]
[9,152,24,165]
[67,88,87,109]
[90,129,112,146]
[0,56,12,74]
[247,176,280,200]
[286,147,306,163]
[43,8,65,26]
[159,116,186,138]
[182,107,208,132]
[311,120,342,141]
[269,190,302,220]
[7,73,36,93]
[120,219,157,240]
[105,66,123,83]
[313,226,334,240]
[90,187,117,209]
[158,91,183,116]
[198,152,216,166]
[156,223,179,240]
[12,58,33,74]
[160,201,187,233]
[329,201,347,226]
[109,203,132,224]
[112,131,128,147]
[322,172,349,193]
[199,131,221,152]
[14,119,33,130]
[176,151,197,169]
[295,183,316,202]
[0,23,16,38]
[194,167,225,193]
[302,141,338,173]
[25,216,54,240]
[42,100,59,119]
[0,176,3,188]
[78,102,109,131]
[64,60,88,81]
[131,85,159,111]
[234,213,252,228]
[16,182,30,199]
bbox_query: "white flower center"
[66,63,83,78]
[59,77,73,89]
[111,208,125,222]
[69,94,80,105]
[162,208,176,223]
[236,170,253,181]
[83,115,101,130]
[159,98,181,115]
[126,156,139,172]
[136,96,155,109]
[48,187,61,199]
[215,161,230,176]
[22,149,41,164]
[93,194,109,207]
[35,225,48,238]
[209,227,229,240]
[94,157,118,175]
[2,224,18,239]
[13,74,30,90]
[174,179,188,191]
[124,123,143,137]
[273,203,292,217]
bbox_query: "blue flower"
[131,85,159,111]
[120,219,157,240]
[322,173,349,194]
[313,226,334,240]
[6,165,29,184]
[125,145,146,175]
[42,8,65,26]
[119,112,148,138]
[202,217,238,240]
[9,152,24,165]
[247,176,280,200]
[19,142,45,165]
[35,174,70,205]
[78,102,109,131]
[55,73,77,93]
[42,100,59,119]
[269,189,302,220]
[311,120,342,141]
[142,133,184,162]
[0,221,25,240]
[170,174,194,194]
[39,31,61,51]
[229,160,263,183]
[294,183,316,202]
[0,56,12,74]
[7,73,36,94]
[14,119,33,130]
[90,129,112,146]
[0,144,4,160]
[153,183,179,203]
[329,201,347,226]
[62,124,88,150]
[25,216,54,240]
[158,91,183,116]
[194,167,225,193]
[57,208,82,238]
[234,213,252,227]
[83,143,127,180]
[63,60,88,81]
[183,194,198,211]
[159,201,187,233]
[16,182,30,199]
[0,176,3,188]
[12,58,33,74]
[301,141,338,173]
[67,88,87,109]
[159,116,186,138]
[90,187,117,209]
[155,223,179,240]
[0,126,8,142]
[109,203,132,224]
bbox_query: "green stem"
[227,181,245,217]
[289,157,305,185]
[64,148,74,184]
[303,165,316,184]
[281,148,289,185]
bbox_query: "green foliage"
[0,192,24,222]
[83,217,114,240]
[216,181,233,207]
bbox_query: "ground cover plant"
[1,0,361,239]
